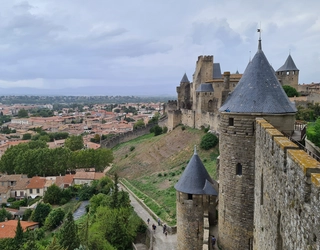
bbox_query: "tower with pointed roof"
[175,146,218,250]
[276,54,299,90]
[177,73,192,110]
[218,38,296,249]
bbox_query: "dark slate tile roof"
[219,41,297,114]
[196,83,214,92]
[180,73,190,83]
[277,54,299,72]
[175,147,218,195]
[213,63,222,79]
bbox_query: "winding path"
[128,191,177,250]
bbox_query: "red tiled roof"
[0,220,39,238]
[26,177,46,189]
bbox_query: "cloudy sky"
[0,0,319,96]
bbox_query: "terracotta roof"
[0,220,39,238]
[26,177,46,189]
[0,174,26,182]
[74,172,104,180]
[63,174,75,185]
[11,178,30,190]
[0,186,10,194]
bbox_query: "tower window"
[229,118,234,126]
[286,71,289,75]
[188,194,193,200]
[236,163,242,176]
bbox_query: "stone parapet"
[254,118,320,250]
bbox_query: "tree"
[17,108,29,118]
[200,133,219,150]
[59,212,80,250]
[283,85,299,97]
[133,119,145,129]
[14,218,24,246]
[306,118,320,147]
[43,184,62,205]
[31,202,52,227]
[22,133,32,140]
[46,236,66,250]
[44,208,65,230]
[0,208,13,222]
[64,135,84,151]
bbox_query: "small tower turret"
[177,73,192,109]
[276,54,299,90]
[175,146,218,250]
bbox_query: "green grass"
[112,133,155,150]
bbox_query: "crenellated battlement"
[254,118,320,249]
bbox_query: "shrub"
[200,133,219,150]
[181,125,186,131]
[164,173,167,177]
[170,172,176,177]
[307,118,320,147]
[130,146,135,151]
[162,126,168,133]
[22,209,33,221]
[153,125,163,136]
[158,173,162,177]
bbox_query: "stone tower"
[218,39,296,249]
[195,83,216,113]
[177,73,192,109]
[276,54,299,90]
[192,56,214,110]
[175,147,218,250]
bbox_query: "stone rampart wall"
[101,123,156,149]
[254,118,320,250]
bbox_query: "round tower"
[276,54,299,90]
[218,39,296,249]
[175,147,218,250]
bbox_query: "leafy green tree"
[306,118,320,147]
[133,119,145,129]
[31,202,52,227]
[17,108,29,118]
[59,212,80,250]
[200,133,219,150]
[0,208,13,222]
[43,184,62,205]
[14,218,24,246]
[111,173,119,209]
[151,125,162,136]
[22,133,32,140]
[64,135,84,151]
[283,85,299,97]
[44,208,65,230]
[22,208,33,221]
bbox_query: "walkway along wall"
[254,119,320,250]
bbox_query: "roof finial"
[194,145,197,155]
[257,26,262,51]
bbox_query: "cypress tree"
[14,218,24,246]
[59,212,80,250]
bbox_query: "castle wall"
[254,119,320,250]
[176,192,204,250]
[167,110,182,132]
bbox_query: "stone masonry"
[254,119,320,250]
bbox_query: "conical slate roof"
[219,40,297,114]
[196,83,214,92]
[277,54,299,72]
[175,147,218,195]
[180,73,190,83]
[213,63,222,79]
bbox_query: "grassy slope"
[109,125,219,225]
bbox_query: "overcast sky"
[0,0,319,96]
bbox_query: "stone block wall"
[218,113,256,250]
[254,119,320,250]
[176,192,204,250]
